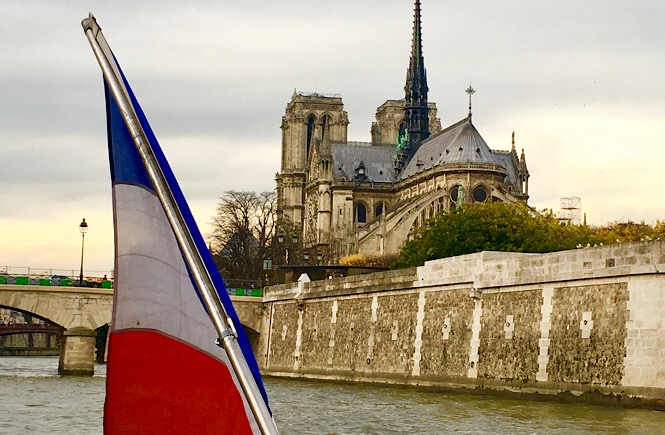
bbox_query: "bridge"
[0,283,267,375]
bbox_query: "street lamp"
[277,232,287,264]
[316,252,322,265]
[79,218,88,285]
[277,232,299,265]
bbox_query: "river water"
[1,357,664,434]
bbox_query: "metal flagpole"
[81,14,278,435]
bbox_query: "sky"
[1,1,664,276]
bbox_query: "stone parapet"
[264,268,418,302]
[415,240,665,290]
[474,240,665,289]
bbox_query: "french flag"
[83,15,276,435]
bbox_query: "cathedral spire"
[396,0,430,173]
[406,0,426,101]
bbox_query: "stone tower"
[276,91,348,227]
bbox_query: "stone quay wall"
[259,240,665,408]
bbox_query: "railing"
[226,288,263,298]
[0,266,263,296]
[0,276,265,296]
[0,266,112,278]
[330,180,396,190]
[224,278,263,298]
[0,274,113,289]
[0,266,112,289]
[297,91,342,99]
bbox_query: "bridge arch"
[0,304,67,330]
[231,296,267,356]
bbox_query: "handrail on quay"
[0,266,264,297]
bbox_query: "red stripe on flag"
[104,330,254,434]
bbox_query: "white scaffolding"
[558,197,581,225]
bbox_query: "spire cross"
[465,85,475,117]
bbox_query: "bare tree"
[209,191,276,285]
[255,191,277,262]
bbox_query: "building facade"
[275,0,530,260]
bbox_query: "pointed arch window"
[436,196,445,214]
[375,202,386,218]
[306,115,316,160]
[354,202,367,223]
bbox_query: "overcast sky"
[1,1,664,275]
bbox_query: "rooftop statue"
[456,185,464,207]
[395,128,409,159]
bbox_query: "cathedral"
[275,0,530,261]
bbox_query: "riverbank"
[266,371,665,411]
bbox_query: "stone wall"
[260,240,665,408]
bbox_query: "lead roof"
[325,117,520,188]
[331,143,395,183]
[399,117,503,180]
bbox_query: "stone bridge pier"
[59,326,99,375]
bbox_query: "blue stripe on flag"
[105,81,155,190]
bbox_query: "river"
[1,356,664,434]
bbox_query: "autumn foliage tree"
[393,201,664,269]
[339,253,399,268]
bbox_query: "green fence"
[229,288,262,297]
[0,275,262,295]
[0,275,108,288]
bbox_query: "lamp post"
[277,232,299,265]
[316,252,322,265]
[79,218,88,285]
[277,232,285,264]
[291,233,299,265]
